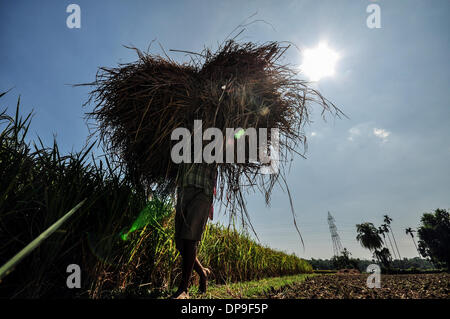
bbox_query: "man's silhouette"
[172,162,217,299]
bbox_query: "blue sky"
[1,0,449,259]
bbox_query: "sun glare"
[301,42,339,81]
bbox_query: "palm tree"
[374,247,392,268]
[356,223,383,252]
[384,214,401,259]
[377,226,387,247]
[381,223,398,259]
[405,227,421,257]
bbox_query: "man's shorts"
[175,186,213,243]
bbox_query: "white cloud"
[373,128,391,142]
[310,132,317,137]
[347,124,392,144]
[347,127,360,141]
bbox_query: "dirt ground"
[261,273,449,299]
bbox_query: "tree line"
[355,209,449,270]
[308,209,449,272]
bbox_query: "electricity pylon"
[327,211,343,257]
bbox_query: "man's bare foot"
[199,268,211,294]
[170,289,190,299]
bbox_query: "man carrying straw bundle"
[84,37,343,299]
[172,162,217,299]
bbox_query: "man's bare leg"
[172,239,197,298]
[193,257,210,293]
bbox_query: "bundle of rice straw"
[84,40,343,232]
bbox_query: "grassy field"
[190,274,315,299]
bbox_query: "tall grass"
[199,224,311,283]
[88,213,312,298]
[0,93,311,298]
[0,95,149,297]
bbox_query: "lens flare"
[234,129,245,139]
[87,198,173,265]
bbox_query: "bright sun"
[301,42,339,81]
